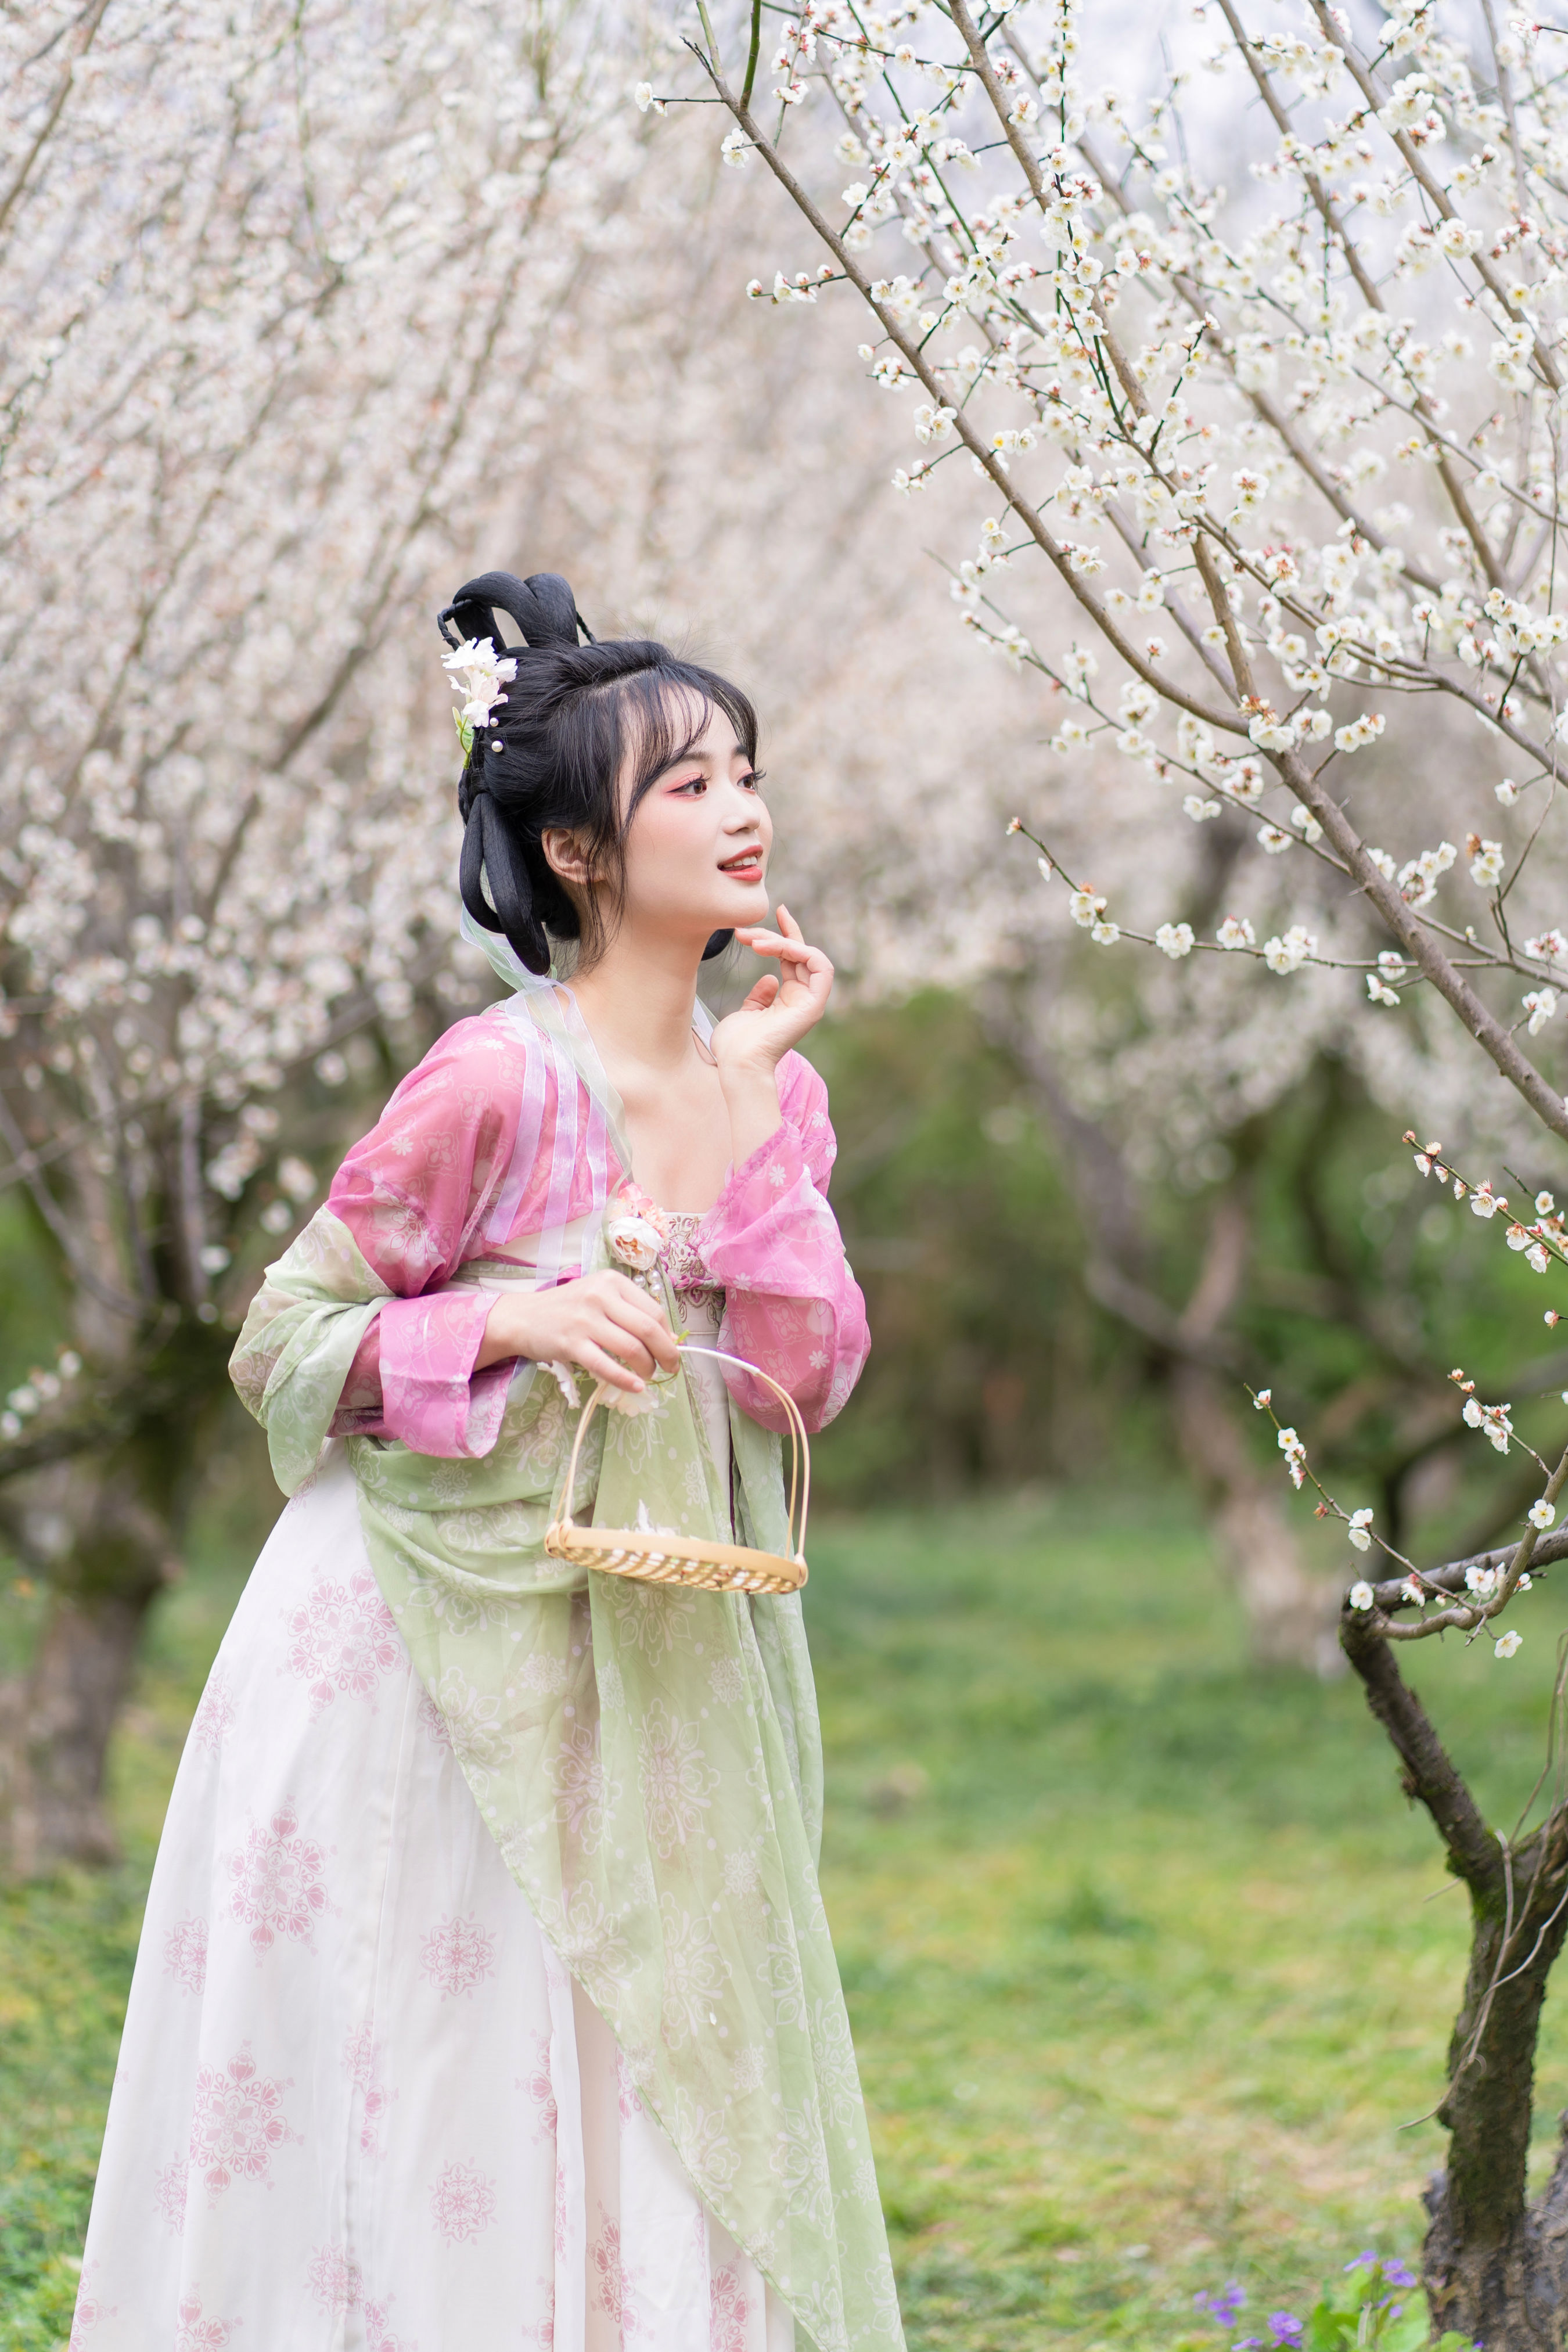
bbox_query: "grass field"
[6,1477,1567,2349]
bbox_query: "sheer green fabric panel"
[229,1211,389,1495]
[346,1257,899,2352]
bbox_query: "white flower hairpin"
[441,634,517,752]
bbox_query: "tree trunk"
[1168,1186,1337,1672]
[0,1459,177,1875]
[1343,1611,1568,2348]
[988,995,1335,1671]
[1422,1836,1568,2348]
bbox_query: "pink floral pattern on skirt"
[227,1803,328,1953]
[430,2159,497,2244]
[419,1914,498,1999]
[187,2046,293,2195]
[162,1915,208,1994]
[286,1569,401,1713]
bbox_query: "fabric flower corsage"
[606,1213,664,1275]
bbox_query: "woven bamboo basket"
[544,1343,810,1595]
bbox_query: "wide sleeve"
[228,1208,395,1496]
[695,1052,869,1437]
[229,1014,537,1486]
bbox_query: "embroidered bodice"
[660,1210,719,1302]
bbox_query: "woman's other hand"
[474,1271,680,1394]
[711,905,833,1079]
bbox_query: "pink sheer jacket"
[325,1004,869,1459]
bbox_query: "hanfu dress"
[70,974,904,2352]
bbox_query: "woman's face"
[616,700,772,944]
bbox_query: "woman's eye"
[673,776,706,796]
[742,769,766,792]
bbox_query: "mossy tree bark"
[0,1322,233,1875]
[1343,1611,1568,2348]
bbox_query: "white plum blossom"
[1276,1426,1308,1489]
[678,0,1568,1243]
[1155,923,1195,959]
[1495,1631,1524,1659]
[1462,1394,1515,1453]
[1216,916,1257,951]
[0,0,639,1351]
[1263,927,1318,976]
[1347,1508,1374,1552]
[1349,1581,1376,1610]
[1398,843,1459,910]
[1529,1498,1557,1530]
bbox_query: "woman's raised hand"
[712,905,834,1078]
[476,1270,681,1394]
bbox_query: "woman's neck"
[567,933,704,1073]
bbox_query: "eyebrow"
[656,745,746,778]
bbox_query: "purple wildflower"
[1268,2315,1304,2349]
[1195,2285,1247,2326]
[1384,2261,1416,2289]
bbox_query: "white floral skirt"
[71,1444,795,2352]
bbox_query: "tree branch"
[1341,1612,1505,1894]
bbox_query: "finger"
[739,975,781,1012]
[604,1300,681,1368]
[747,934,827,995]
[603,1270,664,1311]
[615,1286,676,1339]
[599,1276,678,1350]
[577,1342,645,1392]
[609,1322,677,1375]
[736,915,823,958]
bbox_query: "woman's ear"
[541,826,594,889]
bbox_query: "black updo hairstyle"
[437,569,759,976]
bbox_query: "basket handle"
[553,1342,811,1564]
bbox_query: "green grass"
[6,1480,1567,2348]
[1,1540,251,2351]
[804,1490,1568,2349]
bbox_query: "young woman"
[71,572,904,2352]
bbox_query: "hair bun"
[438,569,592,656]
